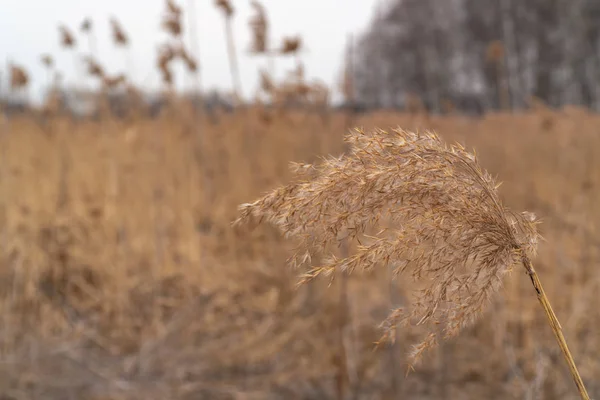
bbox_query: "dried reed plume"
[80,18,92,32]
[40,54,54,69]
[176,47,198,73]
[280,36,302,55]
[166,0,182,17]
[162,0,182,36]
[83,56,105,79]
[290,62,305,82]
[58,25,76,48]
[236,128,590,399]
[110,17,129,46]
[103,74,127,88]
[9,64,29,90]
[249,1,268,53]
[259,69,275,94]
[157,45,176,85]
[215,0,234,17]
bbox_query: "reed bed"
[1,1,599,398]
[0,107,598,399]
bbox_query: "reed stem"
[522,256,590,400]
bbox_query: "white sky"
[0,0,378,103]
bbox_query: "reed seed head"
[58,25,76,48]
[176,47,198,73]
[9,64,29,90]
[110,17,129,46]
[80,18,92,32]
[162,18,182,36]
[280,36,302,55]
[102,74,127,88]
[40,54,54,69]
[166,0,182,17]
[259,69,275,94]
[83,56,105,79]
[162,0,182,36]
[215,0,234,17]
[249,1,268,53]
[236,128,540,366]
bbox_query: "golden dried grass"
[1,108,599,399]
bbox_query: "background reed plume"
[9,64,29,90]
[79,18,98,60]
[249,1,268,54]
[58,25,76,48]
[40,54,54,69]
[237,127,590,398]
[162,0,182,37]
[280,36,302,55]
[215,0,234,17]
[110,17,129,46]
[84,56,105,79]
[157,44,175,86]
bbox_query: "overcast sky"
[0,0,378,103]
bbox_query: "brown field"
[0,105,599,399]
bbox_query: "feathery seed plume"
[162,0,182,36]
[84,56,106,79]
[110,17,129,46]
[236,128,540,366]
[40,54,54,69]
[236,127,591,399]
[280,36,302,55]
[249,1,268,53]
[9,64,29,90]
[215,0,234,17]
[59,25,76,48]
[80,18,92,32]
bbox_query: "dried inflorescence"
[103,74,127,88]
[177,47,198,73]
[236,128,540,366]
[84,56,105,79]
[166,0,182,17]
[280,36,302,55]
[215,0,234,17]
[157,45,176,84]
[249,1,268,53]
[40,54,54,69]
[110,17,129,46]
[9,64,29,90]
[155,43,198,84]
[162,0,182,36]
[82,57,127,89]
[259,69,275,94]
[80,18,92,32]
[59,25,76,48]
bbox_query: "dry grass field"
[0,104,598,399]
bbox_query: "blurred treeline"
[354,0,600,113]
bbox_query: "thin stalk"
[336,240,350,400]
[522,256,590,400]
[186,0,206,263]
[187,0,203,95]
[224,17,242,104]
